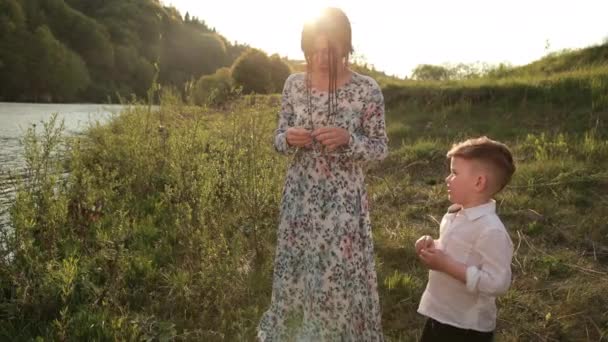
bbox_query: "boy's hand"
[418,247,449,271]
[419,247,467,283]
[415,235,434,254]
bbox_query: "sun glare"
[298,1,327,27]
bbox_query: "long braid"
[328,45,339,124]
[305,57,313,130]
[327,46,333,123]
[304,42,343,158]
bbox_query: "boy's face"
[445,156,483,207]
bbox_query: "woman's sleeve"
[273,75,297,155]
[346,79,389,161]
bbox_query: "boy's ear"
[475,174,488,192]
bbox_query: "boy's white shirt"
[418,199,514,332]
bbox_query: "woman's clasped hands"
[286,126,350,152]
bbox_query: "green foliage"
[113,44,156,97]
[509,42,608,77]
[410,62,514,81]
[160,24,228,89]
[268,54,292,93]
[232,49,290,94]
[0,0,25,31]
[0,0,248,102]
[1,98,286,339]
[408,43,608,82]
[192,67,238,107]
[2,28,608,341]
[29,25,91,102]
[0,0,29,100]
[411,64,451,81]
[375,94,608,341]
[384,67,608,132]
[232,49,272,94]
[2,75,608,339]
[38,0,114,70]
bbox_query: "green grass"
[372,125,608,341]
[507,43,608,77]
[1,72,607,341]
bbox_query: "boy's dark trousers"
[420,318,494,342]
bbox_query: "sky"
[162,0,608,78]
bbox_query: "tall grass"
[1,70,607,341]
[0,93,286,340]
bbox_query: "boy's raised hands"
[415,235,435,254]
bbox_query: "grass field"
[1,45,608,340]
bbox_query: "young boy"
[415,136,516,342]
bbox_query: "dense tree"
[39,0,114,70]
[268,54,292,93]
[192,67,234,107]
[0,0,28,100]
[411,64,451,81]
[231,50,291,94]
[232,49,272,94]
[159,22,227,88]
[29,25,90,102]
[0,0,25,30]
[0,0,253,102]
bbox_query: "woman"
[258,7,388,341]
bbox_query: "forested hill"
[0,0,248,103]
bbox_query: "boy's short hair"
[447,136,515,194]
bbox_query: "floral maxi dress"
[258,72,388,341]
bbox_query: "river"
[0,102,124,230]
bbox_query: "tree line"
[0,0,291,103]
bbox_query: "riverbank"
[1,88,606,340]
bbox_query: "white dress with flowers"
[258,72,388,341]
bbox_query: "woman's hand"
[286,127,313,147]
[311,127,350,152]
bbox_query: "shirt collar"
[447,200,496,221]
